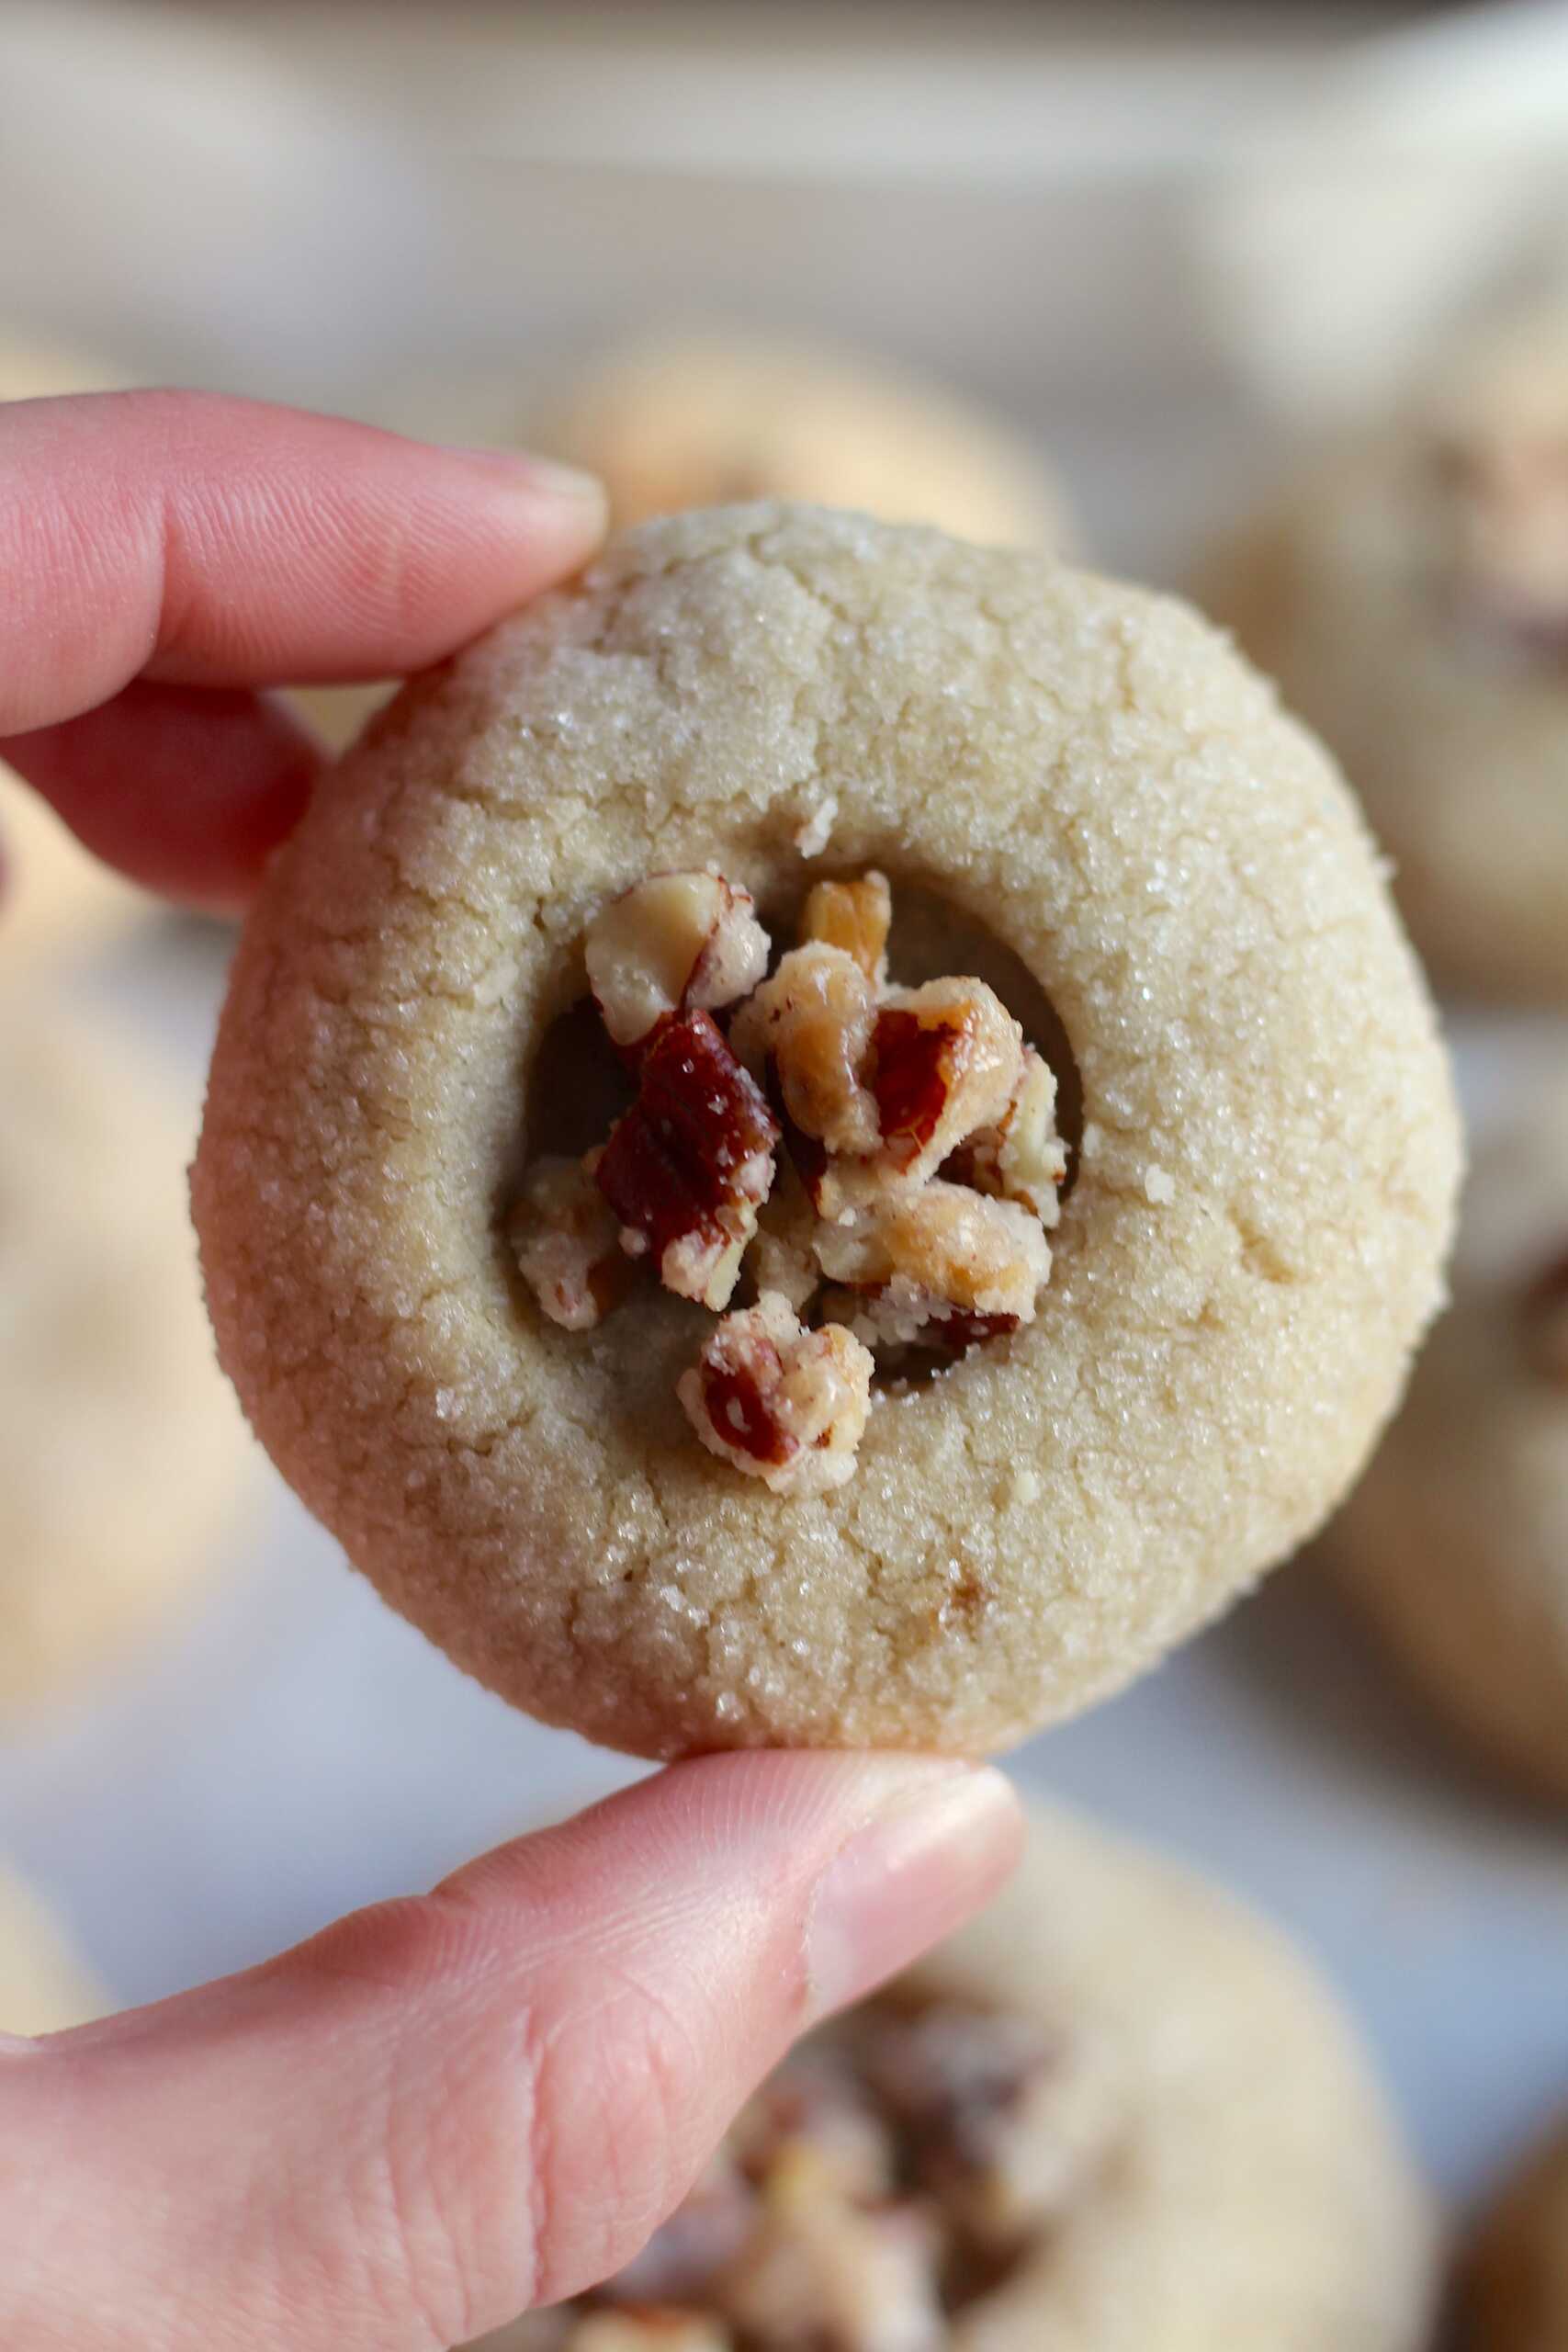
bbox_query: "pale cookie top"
[194,504,1459,1758]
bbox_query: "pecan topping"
[510,866,1066,1487]
[870,979,1023,1183]
[678,1292,873,1494]
[509,1151,636,1330]
[943,1046,1066,1227]
[815,1182,1052,1327]
[586,871,769,1050]
[597,1013,778,1310]
[800,869,892,983]
[730,944,881,1159]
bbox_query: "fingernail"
[449,446,608,510]
[806,1763,1021,2022]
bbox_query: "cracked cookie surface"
[193,503,1459,1757]
[465,1802,1435,2352]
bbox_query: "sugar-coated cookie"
[1,1012,251,1712]
[1461,2120,1568,2349]
[535,334,1069,548]
[467,1801,1435,2352]
[1328,1058,1568,1801]
[1199,310,1568,1001]
[194,505,1459,1758]
[0,1862,103,2035]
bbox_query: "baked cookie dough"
[0,1863,103,2036]
[466,1801,1435,2352]
[2,1011,251,1713]
[193,503,1460,1757]
[1461,2119,1568,2349]
[1198,309,1568,1001]
[1327,1057,1568,1802]
[533,333,1069,548]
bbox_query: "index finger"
[0,390,606,736]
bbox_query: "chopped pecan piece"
[678,1292,873,1493]
[730,944,881,1159]
[943,1046,1066,1227]
[745,1159,823,1313]
[731,2050,893,2203]
[870,979,1023,1183]
[597,1012,778,1309]
[815,1182,1051,1329]
[848,2002,1119,2256]
[510,1152,635,1330]
[717,2149,942,2352]
[800,870,892,984]
[586,871,770,1050]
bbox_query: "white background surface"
[1,0,1565,2241]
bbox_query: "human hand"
[0,391,1024,2352]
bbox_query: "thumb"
[4,1753,1021,2352]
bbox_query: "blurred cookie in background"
[468,1801,1434,2352]
[288,680,394,758]
[530,331,1072,548]
[0,769,149,975]
[0,1010,253,1716]
[1198,306,1568,1002]
[1325,1056,1568,1803]
[0,340,152,966]
[0,1861,103,2035]
[1459,2117,1568,2349]
[0,331,126,405]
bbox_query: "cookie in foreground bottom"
[193,503,1460,1757]
[1197,310,1568,1002]
[1327,1057,1568,1802]
[465,1801,1435,2352]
